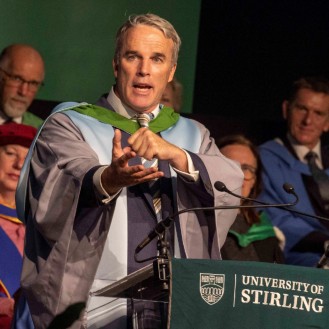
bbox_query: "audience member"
[217,135,285,263]
[0,123,37,329]
[14,13,243,328]
[259,76,329,267]
[0,44,45,128]
[160,76,183,112]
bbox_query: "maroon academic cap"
[0,123,37,148]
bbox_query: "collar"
[0,110,22,124]
[0,203,21,224]
[68,101,179,135]
[229,212,275,247]
[106,87,160,119]
[287,133,322,168]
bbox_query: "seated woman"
[0,123,37,328]
[217,134,285,263]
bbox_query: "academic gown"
[16,99,243,328]
[259,139,329,266]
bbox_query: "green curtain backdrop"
[0,0,201,114]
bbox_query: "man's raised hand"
[101,129,164,195]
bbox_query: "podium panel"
[170,259,329,329]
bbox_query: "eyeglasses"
[0,67,44,92]
[241,164,257,181]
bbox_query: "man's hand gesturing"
[101,129,164,195]
[128,127,188,172]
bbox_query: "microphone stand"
[215,181,329,270]
[215,181,329,222]
[134,201,299,292]
[317,241,329,269]
[132,182,300,295]
[135,203,299,257]
[156,231,170,292]
[134,227,171,293]
[135,201,299,263]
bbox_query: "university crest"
[200,273,225,305]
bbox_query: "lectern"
[91,258,171,328]
[92,258,170,302]
[92,258,329,329]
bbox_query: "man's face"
[283,88,329,149]
[113,25,176,113]
[0,52,44,119]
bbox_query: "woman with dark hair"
[217,134,285,263]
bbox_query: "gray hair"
[114,13,181,66]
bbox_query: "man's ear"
[282,100,289,120]
[323,117,329,132]
[168,64,177,83]
[112,59,119,78]
[323,124,329,133]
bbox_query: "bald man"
[0,44,45,128]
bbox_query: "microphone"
[214,181,298,206]
[214,181,329,222]
[214,181,298,207]
[135,183,299,255]
[317,241,329,268]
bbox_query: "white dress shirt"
[94,88,199,202]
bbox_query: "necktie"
[135,113,156,168]
[305,151,329,207]
[136,113,153,128]
[136,113,162,220]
